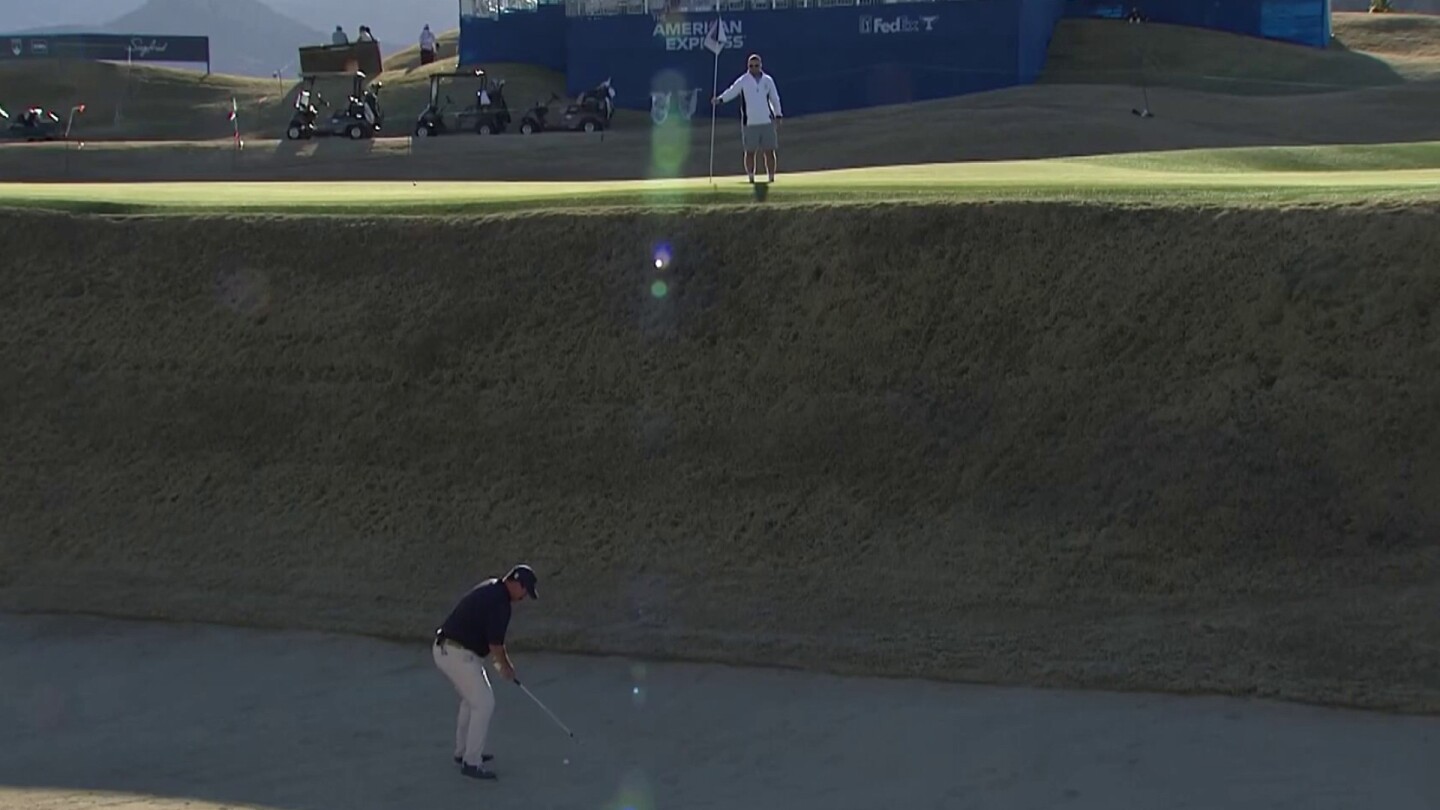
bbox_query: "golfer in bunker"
[713,52,783,183]
[433,564,539,781]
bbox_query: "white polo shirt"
[719,71,782,125]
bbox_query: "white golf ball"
[563,758,570,765]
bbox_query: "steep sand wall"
[1,204,1437,711]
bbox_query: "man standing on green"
[713,52,784,184]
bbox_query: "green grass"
[4,142,1440,215]
[1074,141,1440,173]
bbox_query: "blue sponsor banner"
[458,5,568,72]
[0,33,211,65]
[1063,0,1328,47]
[1259,0,1330,47]
[1019,0,1069,82]
[566,0,1046,119]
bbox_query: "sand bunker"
[2,613,1437,810]
[0,203,1437,713]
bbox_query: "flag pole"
[708,4,721,187]
[708,53,719,186]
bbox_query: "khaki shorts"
[743,122,778,151]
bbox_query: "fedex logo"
[859,14,939,34]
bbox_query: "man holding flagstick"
[713,51,783,184]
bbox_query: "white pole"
[708,47,719,186]
[708,1,725,186]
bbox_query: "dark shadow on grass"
[311,136,377,160]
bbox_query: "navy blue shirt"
[438,578,511,656]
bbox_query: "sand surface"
[2,612,1437,810]
[1,204,1437,713]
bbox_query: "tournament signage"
[652,18,744,51]
[0,34,211,71]
[567,0,1022,118]
[859,13,940,34]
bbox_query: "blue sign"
[567,0,1048,118]
[0,33,211,66]
[459,6,567,73]
[456,0,1077,118]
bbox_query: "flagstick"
[708,48,719,187]
[707,1,725,187]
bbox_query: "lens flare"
[609,770,654,810]
[630,662,649,707]
[650,280,669,299]
[647,69,693,181]
[653,244,672,269]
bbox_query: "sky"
[0,0,462,48]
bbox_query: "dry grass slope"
[1332,12,1440,60]
[1,204,1436,713]
[381,28,462,73]
[1042,14,1440,91]
[0,60,281,141]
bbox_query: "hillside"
[381,28,462,73]
[104,0,327,76]
[7,0,330,77]
[1330,12,1440,67]
[1041,15,1435,91]
[0,61,280,141]
[0,0,142,34]
[266,0,459,56]
[0,46,565,142]
[1333,0,1440,13]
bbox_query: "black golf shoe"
[455,754,494,764]
[460,763,498,780]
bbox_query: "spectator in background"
[332,25,349,45]
[420,25,438,65]
[358,25,376,42]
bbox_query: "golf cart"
[517,79,615,135]
[413,69,511,137]
[0,104,63,141]
[285,71,384,141]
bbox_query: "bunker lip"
[0,202,1436,716]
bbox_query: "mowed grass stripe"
[3,143,1439,214]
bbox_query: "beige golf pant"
[433,640,494,766]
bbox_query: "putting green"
[3,142,1438,214]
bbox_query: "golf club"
[514,678,577,741]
